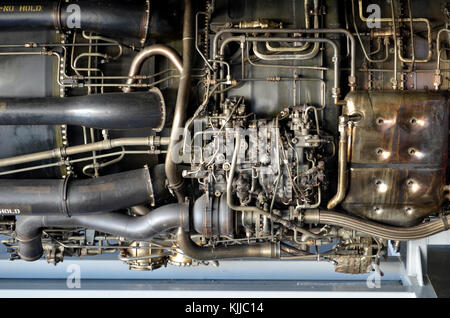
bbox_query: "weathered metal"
[342,91,448,226]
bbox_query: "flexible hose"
[304,210,450,241]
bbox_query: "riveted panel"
[342,91,448,226]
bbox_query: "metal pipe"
[0,149,165,177]
[226,133,320,238]
[265,0,315,53]
[0,91,166,130]
[390,0,398,89]
[327,116,349,210]
[165,0,194,203]
[16,203,189,261]
[212,27,357,90]
[264,0,320,57]
[351,0,389,63]
[123,44,183,93]
[0,136,169,168]
[436,28,450,69]
[435,28,450,89]
[303,209,450,241]
[252,37,321,61]
[176,228,280,260]
[0,0,150,43]
[357,0,432,63]
[221,36,341,103]
[246,44,329,71]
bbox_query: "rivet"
[373,206,382,214]
[375,180,388,192]
[376,148,384,155]
[376,117,385,125]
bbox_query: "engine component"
[15,202,189,261]
[0,0,151,44]
[193,194,234,238]
[342,91,449,226]
[0,168,156,216]
[165,0,194,203]
[120,241,168,271]
[176,228,280,261]
[0,0,449,275]
[0,89,166,130]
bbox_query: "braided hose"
[304,210,450,241]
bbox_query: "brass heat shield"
[342,91,448,227]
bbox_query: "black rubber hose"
[16,203,189,261]
[0,91,165,130]
[0,168,155,216]
[176,228,280,260]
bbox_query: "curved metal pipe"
[263,0,320,57]
[165,0,194,202]
[265,0,317,53]
[357,0,432,64]
[221,36,342,104]
[176,228,280,260]
[212,27,356,90]
[253,39,319,61]
[303,209,450,241]
[327,116,348,209]
[16,203,189,261]
[123,44,183,93]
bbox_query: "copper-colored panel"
[342,91,448,226]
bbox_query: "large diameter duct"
[16,203,190,261]
[0,0,150,44]
[0,168,157,216]
[0,90,166,130]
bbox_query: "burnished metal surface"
[342,91,448,226]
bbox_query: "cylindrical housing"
[0,0,150,43]
[193,194,234,238]
[0,90,165,130]
[0,168,154,216]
